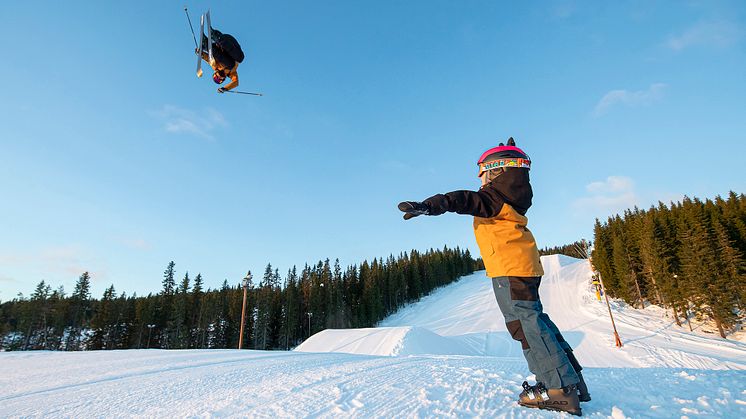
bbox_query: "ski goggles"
[478,158,531,177]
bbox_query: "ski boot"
[577,372,591,402]
[518,381,582,416]
[564,348,591,402]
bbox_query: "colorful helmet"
[213,71,226,84]
[477,137,531,177]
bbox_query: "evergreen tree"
[66,272,92,350]
[253,264,273,349]
[192,273,205,348]
[159,261,176,348]
[172,272,191,348]
[88,285,116,350]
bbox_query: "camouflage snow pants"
[491,276,580,389]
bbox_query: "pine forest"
[0,247,477,351]
[591,191,746,338]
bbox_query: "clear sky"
[1,1,745,300]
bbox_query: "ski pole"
[184,6,198,48]
[227,90,264,96]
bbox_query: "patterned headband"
[478,158,531,176]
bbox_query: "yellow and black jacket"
[423,169,544,278]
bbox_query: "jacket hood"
[482,168,533,215]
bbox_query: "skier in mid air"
[398,138,590,416]
[197,28,245,93]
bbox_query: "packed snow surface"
[2,255,745,417]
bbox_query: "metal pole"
[226,90,264,96]
[146,324,155,348]
[183,6,199,49]
[239,271,252,349]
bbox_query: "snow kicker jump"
[183,7,262,96]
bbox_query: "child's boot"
[518,381,582,416]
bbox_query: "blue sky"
[1,1,745,300]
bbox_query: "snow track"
[2,350,744,417]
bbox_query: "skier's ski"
[196,13,204,78]
[206,10,213,67]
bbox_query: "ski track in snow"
[1,350,744,417]
[2,255,745,417]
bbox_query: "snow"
[295,326,479,356]
[309,255,746,370]
[2,255,745,417]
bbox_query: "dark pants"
[491,276,580,389]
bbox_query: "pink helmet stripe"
[477,146,527,164]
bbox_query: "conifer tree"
[66,272,92,350]
[281,267,300,349]
[253,264,273,349]
[88,285,116,350]
[159,261,176,348]
[172,272,190,348]
[192,273,205,348]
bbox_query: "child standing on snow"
[398,138,590,416]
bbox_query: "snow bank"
[295,326,479,356]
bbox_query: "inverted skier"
[197,28,244,93]
[398,137,591,416]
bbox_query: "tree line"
[591,191,746,338]
[539,240,591,259]
[0,246,478,351]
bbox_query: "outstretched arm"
[424,188,504,218]
[399,187,505,220]
[222,65,239,91]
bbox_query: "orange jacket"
[423,169,544,278]
[473,204,544,277]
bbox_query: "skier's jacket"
[211,29,245,63]
[423,169,544,278]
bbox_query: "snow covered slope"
[300,255,746,370]
[2,255,745,417]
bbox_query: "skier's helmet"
[477,137,531,177]
[213,71,226,84]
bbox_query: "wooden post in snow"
[239,271,252,350]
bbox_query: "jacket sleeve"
[223,65,239,91]
[423,187,505,218]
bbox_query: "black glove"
[398,201,430,220]
[217,87,227,94]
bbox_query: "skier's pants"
[491,276,580,389]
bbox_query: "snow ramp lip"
[294,326,480,357]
